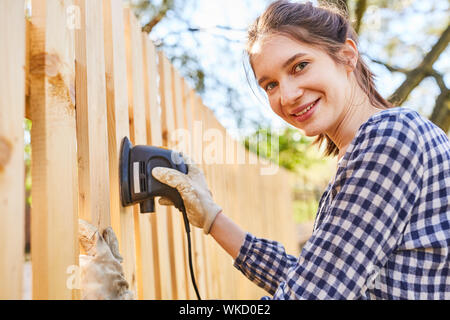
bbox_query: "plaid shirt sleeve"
[234,114,425,299]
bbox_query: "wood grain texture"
[169,67,190,299]
[102,0,137,296]
[29,0,79,299]
[186,88,209,299]
[0,0,26,300]
[124,8,157,299]
[74,0,111,230]
[158,52,187,299]
[143,39,174,300]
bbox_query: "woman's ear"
[340,38,358,73]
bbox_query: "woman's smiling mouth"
[290,98,320,122]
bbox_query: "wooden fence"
[0,0,297,300]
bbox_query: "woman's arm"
[209,211,246,259]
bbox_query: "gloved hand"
[78,219,134,300]
[151,155,222,234]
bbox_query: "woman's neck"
[328,90,383,163]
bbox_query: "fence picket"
[74,0,111,230]
[143,39,173,300]
[123,8,158,300]
[29,0,79,299]
[184,85,209,299]
[158,52,184,299]
[102,0,138,295]
[0,0,26,300]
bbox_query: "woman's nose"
[279,81,304,108]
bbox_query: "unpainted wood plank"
[0,0,26,300]
[166,62,188,299]
[124,7,158,299]
[29,0,79,299]
[172,74,197,299]
[102,0,137,296]
[142,36,160,145]
[192,99,220,298]
[74,0,111,230]
[143,39,172,300]
[158,53,175,146]
[204,104,235,299]
[158,51,180,299]
[185,85,209,299]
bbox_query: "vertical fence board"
[212,114,237,299]
[190,93,214,299]
[204,99,218,299]
[158,51,180,299]
[205,104,224,299]
[0,0,26,300]
[205,105,234,299]
[185,85,209,299]
[29,0,79,299]
[74,0,111,230]
[201,105,219,297]
[192,99,218,298]
[102,0,137,295]
[124,8,157,299]
[142,35,162,299]
[164,61,188,299]
[172,74,196,299]
[143,39,172,300]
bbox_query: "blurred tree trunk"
[353,0,367,34]
[429,84,450,133]
[388,25,450,106]
[388,25,450,133]
[320,0,367,34]
[137,0,174,33]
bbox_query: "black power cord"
[180,205,202,300]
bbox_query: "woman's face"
[251,34,352,137]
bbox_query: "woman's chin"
[293,126,321,137]
[288,112,324,137]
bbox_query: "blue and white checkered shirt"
[234,107,450,299]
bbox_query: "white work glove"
[78,219,134,300]
[151,155,222,234]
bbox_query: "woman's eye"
[294,61,309,73]
[265,82,277,92]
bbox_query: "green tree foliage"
[243,126,327,172]
[243,126,335,223]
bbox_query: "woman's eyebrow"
[257,52,308,86]
[258,76,269,87]
[282,52,307,68]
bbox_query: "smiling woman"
[246,1,393,160]
[152,0,450,300]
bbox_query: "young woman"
[152,1,450,299]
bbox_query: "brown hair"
[246,0,392,157]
